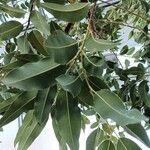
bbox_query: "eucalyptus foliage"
[0,0,150,150]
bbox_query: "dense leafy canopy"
[0,0,150,150]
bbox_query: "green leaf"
[30,10,49,35]
[125,123,150,147]
[34,86,56,124]
[56,74,82,97]
[45,30,78,64]
[55,90,81,150]
[98,140,115,150]
[0,91,37,127]
[40,2,89,22]
[28,30,48,56]
[49,21,62,34]
[16,111,46,150]
[85,36,117,52]
[93,90,146,126]
[0,4,26,18]
[86,128,104,150]
[43,0,65,4]
[17,35,31,54]
[139,80,150,107]
[120,45,128,55]
[0,21,23,41]
[117,138,142,150]
[2,58,65,90]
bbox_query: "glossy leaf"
[125,123,150,147]
[93,90,146,126]
[2,58,65,90]
[40,2,89,22]
[117,138,142,150]
[45,30,78,64]
[0,91,37,127]
[0,21,23,41]
[55,90,81,150]
[56,74,82,97]
[98,140,115,150]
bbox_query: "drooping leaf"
[93,90,146,126]
[40,2,89,22]
[28,30,48,56]
[97,140,115,150]
[0,4,26,18]
[30,10,49,35]
[138,80,150,107]
[55,90,81,150]
[45,30,78,64]
[86,128,104,150]
[34,86,56,124]
[2,58,65,90]
[0,91,37,127]
[56,74,82,97]
[85,36,117,52]
[0,21,23,41]
[117,138,142,150]
[125,123,150,147]
[16,111,46,150]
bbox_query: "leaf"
[0,4,26,18]
[17,35,31,54]
[16,111,46,150]
[49,21,62,34]
[34,86,56,124]
[55,90,81,150]
[117,138,142,150]
[125,123,150,147]
[43,0,65,4]
[45,30,78,64]
[98,140,115,150]
[0,21,23,41]
[86,128,104,150]
[0,91,37,127]
[85,36,117,52]
[2,58,65,90]
[30,10,49,35]
[138,80,150,107]
[93,90,146,126]
[40,2,89,22]
[56,74,82,97]
[28,30,48,56]
[120,45,128,55]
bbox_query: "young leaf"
[117,138,142,150]
[45,30,78,64]
[2,58,65,90]
[40,2,89,22]
[55,90,81,150]
[30,10,49,35]
[93,90,146,126]
[97,140,115,150]
[0,21,23,41]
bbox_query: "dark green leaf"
[98,140,115,150]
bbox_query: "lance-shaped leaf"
[0,4,26,18]
[16,111,46,150]
[40,2,89,22]
[117,138,142,150]
[138,80,150,107]
[34,86,56,124]
[56,74,82,97]
[45,30,78,64]
[30,10,49,35]
[2,58,65,90]
[0,91,37,127]
[98,140,115,150]
[93,90,146,126]
[86,128,104,150]
[55,90,81,150]
[0,21,23,41]
[28,30,48,56]
[17,35,31,54]
[43,0,65,4]
[125,123,150,147]
[85,36,117,52]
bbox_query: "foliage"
[0,0,150,149]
